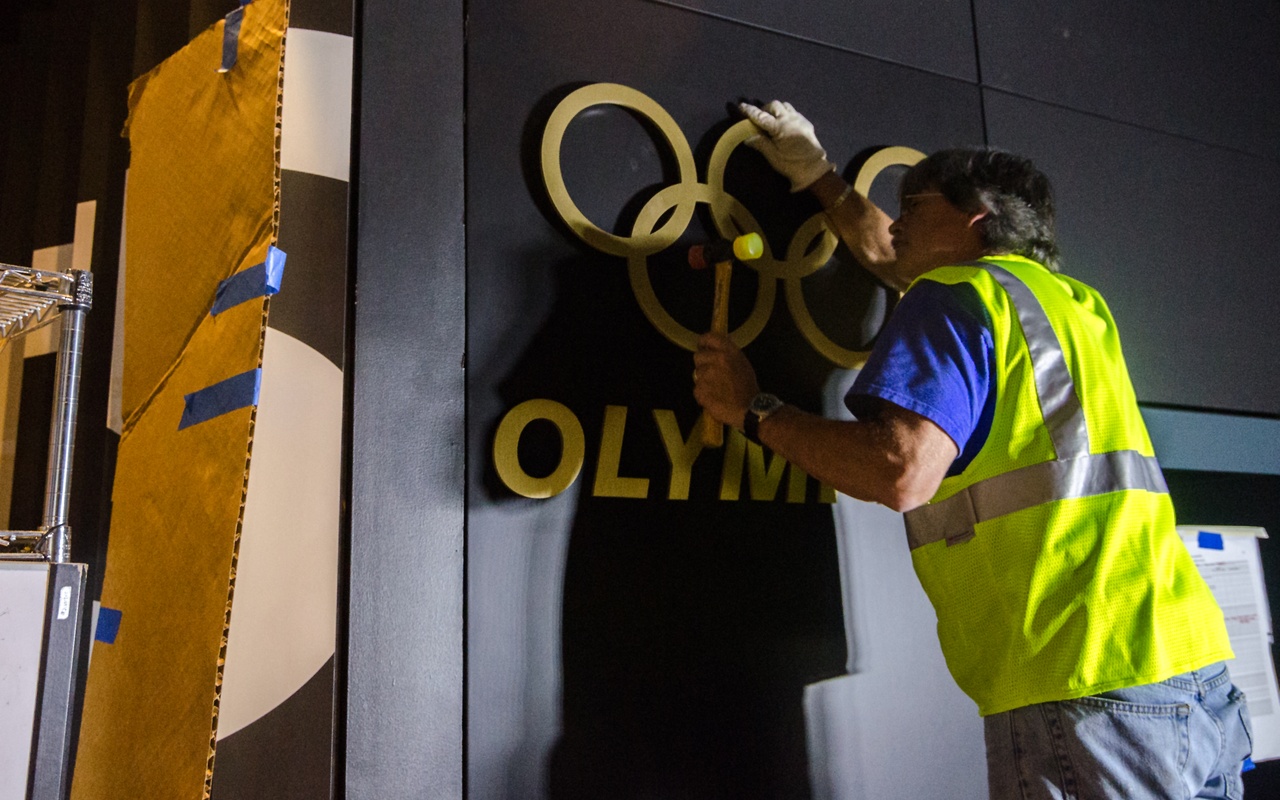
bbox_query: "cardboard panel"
[73,300,267,799]
[71,0,286,797]
[119,0,284,423]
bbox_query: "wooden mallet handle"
[700,259,734,446]
[690,233,763,448]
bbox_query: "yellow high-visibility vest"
[904,254,1232,716]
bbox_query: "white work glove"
[739,100,835,192]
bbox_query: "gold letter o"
[492,399,586,499]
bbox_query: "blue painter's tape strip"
[179,368,262,430]
[96,607,122,644]
[1243,757,1256,773]
[219,5,245,72]
[264,244,285,292]
[1198,532,1225,551]
[211,246,287,315]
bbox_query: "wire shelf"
[0,264,77,342]
[0,530,48,559]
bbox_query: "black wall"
[349,0,1280,797]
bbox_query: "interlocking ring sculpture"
[541,83,925,368]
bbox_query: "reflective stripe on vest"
[984,265,1089,459]
[904,449,1168,549]
[902,263,1167,551]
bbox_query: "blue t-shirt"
[845,279,995,476]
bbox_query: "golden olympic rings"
[540,82,925,367]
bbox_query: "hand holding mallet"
[688,233,763,446]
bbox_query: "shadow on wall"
[467,85,903,799]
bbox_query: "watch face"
[751,393,783,415]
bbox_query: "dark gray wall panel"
[975,0,1280,160]
[653,0,978,82]
[348,0,465,797]
[467,0,984,403]
[467,0,985,478]
[466,1,984,796]
[986,90,1280,414]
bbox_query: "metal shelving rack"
[0,262,92,800]
[1,263,92,562]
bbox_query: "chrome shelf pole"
[40,270,92,563]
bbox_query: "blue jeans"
[984,663,1253,799]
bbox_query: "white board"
[1178,526,1280,762]
[0,562,50,800]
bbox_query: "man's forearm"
[750,402,955,512]
[807,172,904,291]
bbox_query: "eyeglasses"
[899,192,946,215]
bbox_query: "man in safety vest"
[692,100,1254,799]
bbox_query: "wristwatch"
[743,393,784,445]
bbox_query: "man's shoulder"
[915,260,994,286]
[900,274,991,328]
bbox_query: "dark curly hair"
[900,148,1060,272]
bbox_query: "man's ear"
[966,210,989,228]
